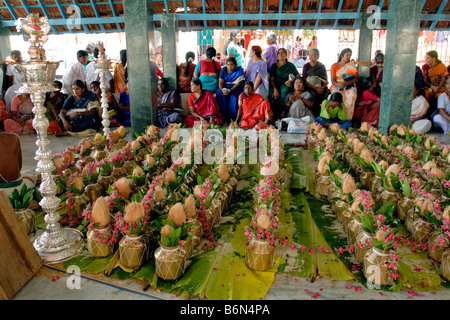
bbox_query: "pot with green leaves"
[82,163,101,204]
[68,176,89,219]
[8,185,36,236]
[97,161,113,196]
[79,139,95,166]
[155,220,188,280]
[92,133,109,162]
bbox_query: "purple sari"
[245,59,269,99]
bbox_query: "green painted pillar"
[378,0,422,134]
[0,27,11,61]
[358,13,373,79]
[124,0,158,135]
[161,14,178,90]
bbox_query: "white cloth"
[6,63,23,86]
[411,95,429,120]
[86,62,113,88]
[412,119,432,135]
[62,62,86,95]
[434,93,450,134]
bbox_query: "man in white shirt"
[5,50,23,90]
[86,47,114,92]
[62,50,88,95]
[433,78,450,134]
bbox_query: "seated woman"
[57,80,100,136]
[236,81,272,129]
[193,47,221,94]
[423,50,448,101]
[330,48,359,121]
[43,81,68,134]
[315,92,352,130]
[4,93,34,135]
[185,79,222,128]
[353,80,381,127]
[215,57,244,123]
[113,82,132,127]
[432,78,450,135]
[90,80,126,127]
[157,77,183,128]
[284,76,314,121]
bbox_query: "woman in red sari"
[237,81,273,129]
[422,50,448,100]
[184,79,222,127]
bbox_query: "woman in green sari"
[269,48,299,122]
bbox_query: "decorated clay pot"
[354,231,374,263]
[427,230,450,262]
[440,249,450,281]
[154,245,186,280]
[119,234,147,269]
[411,217,434,245]
[245,240,275,271]
[363,247,391,287]
[87,225,114,257]
[347,218,363,246]
[360,171,375,190]
[397,196,415,222]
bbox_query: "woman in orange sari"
[330,48,359,121]
[237,81,273,129]
[422,50,448,101]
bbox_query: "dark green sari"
[268,61,299,121]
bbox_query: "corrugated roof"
[0,0,449,34]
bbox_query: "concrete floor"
[9,128,450,300]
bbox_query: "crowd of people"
[1,32,450,135]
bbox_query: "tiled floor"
[9,127,450,300]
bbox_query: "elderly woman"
[224,30,245,71]
[185,79,222,127]
[177,51,196,93]
[245,45,269,100]
[237,81,272,129]
[422,50,448,101]
[302,48,330,116]
[330,48,359,121]
[57,80,100,136]
[193,47,222,94]
[4,93,34,135]
[263,32,279,72]
[315,92,352,130]
[215,57,244,122]
[284,77,314,121]
[432,78,450,135]
[268,48,299,122]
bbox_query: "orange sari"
[425,62,448,99]
[240,93,272,129]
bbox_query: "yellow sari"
[330,61,359,121]
[425,62,448,99]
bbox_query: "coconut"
[53,157,63,170]
[360,148,374,164]
[184,194,197,219]
[389,124,398,134]
[132,166,144,177]
[260,207,270,216]
[425,137,432,150]
[145,154,156,167]
[94,133,103,142]
[117,126,126,138]
[91,197,111,228]
[422,161,438,172]
[385,164,401,177]
[360,122,370,133]
[161,224,173,239]
[164,169,177,186]
[82,140,92,151]
[130,140,141,150]
[375,229,385,241]
[110,130,120,141]
[154,186,167,203]
[403,146,415,158]
[317,128,327,141]
[334,169,343,177]
[414,197,434,215]
[329,123,340,133]
[124,202,145,224]
[431,167,445,179]
[379,160,389,170]
[63,151,75,164]
[443,206,450,221]
[81,165,90,177]
[256,214,271,230]
[353,141,365,155]
[168,203,186,227]
[317,153,333,175]
[194,185,203,197]
[114,177,131,200]
[218,164,230,183]
[146,125,158,136]
[73,176,84,193]
[442,146,449,156]
[341,174,357,194]
[397,125,406,136]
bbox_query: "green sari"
[269,61,299,121]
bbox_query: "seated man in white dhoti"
[432,78,450,135]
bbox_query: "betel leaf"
[361,212,377,234]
